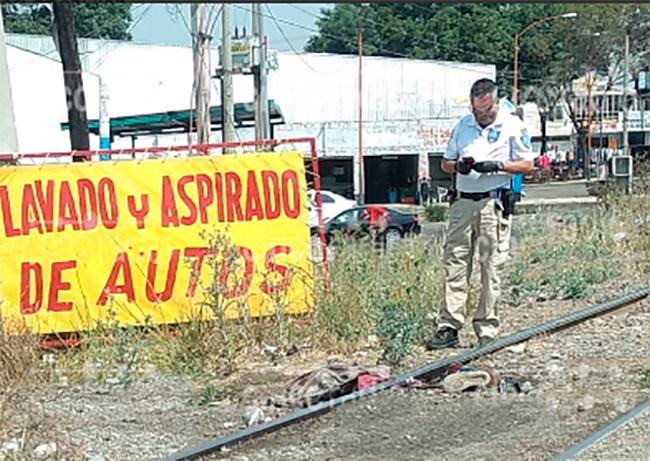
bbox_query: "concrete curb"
[390,197,599,216]
[516,197,598,215]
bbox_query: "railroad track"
[163,285,650,461]
[552,396,650,460]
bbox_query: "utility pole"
[99,77,110,159]
[512,33,520,107]
[221,3,235,149]
[623,32,630,155]
[355,25,364,205]
[586,65,592,181]
[0,7,18,153]
[192,4,212,146]
[623,32,632,194]
[252,3,269,140]
[53,2,90,160]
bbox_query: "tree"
[52,2,89,155]
[306,4,650,107]
[1,3,131,40]
[306,3,650,160]
[542,5,650,157]
[306,4,533,95]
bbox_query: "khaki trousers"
[438,197,511,339]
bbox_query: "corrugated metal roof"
[5,33,496,154]
[6,33,494,123]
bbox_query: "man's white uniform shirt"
[444,106,536,193]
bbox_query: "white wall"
[0,11,18,152]
[7,46,99,153]
[6,35,496,155]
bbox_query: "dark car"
[311,205,421,249]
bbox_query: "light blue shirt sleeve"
[444,124,460,160]
[509,120,536,161]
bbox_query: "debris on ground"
[0,438,20,454]
[441,366,493,393]
[498,377,523,394]
[242,406,266,428]
[269,360,391,409]
[33,442,57,459]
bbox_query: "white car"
[307,190,356,227]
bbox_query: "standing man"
[426,78,535,350]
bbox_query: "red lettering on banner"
[281,171,301,219]
[21,184,43,235]
[260,245,292,296]
[127,194,150,229]
[146,249,180,303]
[178,175,198,226]
[244,171,264,221]
[184,247,210,298]
[47,260,76,312]
[34,180,55,233]
[77,179,99,231]
[97,178,118,229]
[219,246,253,298]
[213,173,225,222]
[0,186,20,237]
[261,171,281,220]
[97,252,135,305]
[20,262,43,314]
[161,176,179,227]
[57,181,81,231]
[196,174,214,224]
[225,172,243,222]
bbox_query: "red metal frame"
[0,137,327,264]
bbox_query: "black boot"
[425,327,459,350]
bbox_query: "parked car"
[307,189,356,227]
[310,205,421,250]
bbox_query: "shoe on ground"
[442,369,491,393]
[425,328,459,350]
[477,336,495,348]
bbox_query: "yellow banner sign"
[0,152,312,334]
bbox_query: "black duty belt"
[459,190,499,201]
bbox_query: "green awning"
[60,100,284,137]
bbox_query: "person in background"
[419,179,430,206]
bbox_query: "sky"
[130,3,332,52]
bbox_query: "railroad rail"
[552,396,650,460]
[163,285,650,461]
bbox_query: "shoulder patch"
[487,127,501,143]
[520,128,531,149]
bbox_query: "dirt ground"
[2,282,649,461]
[207,284,650,461]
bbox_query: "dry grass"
[0,332,41,393]
[507,192,650,305]
[0,324,81,460]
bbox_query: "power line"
[173,4,191,35]
[286,2,581,86]
[286,3,497,74]
[93,3,154,67]
[265,4,335,76]
[7,4,154,72]
[231,4,492,75]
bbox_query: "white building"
[4,33,495,202]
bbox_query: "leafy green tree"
[306,3,650,111]
[2,3,132,40]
